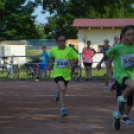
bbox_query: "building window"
[97,45,104,52]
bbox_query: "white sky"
[24,0,50,24]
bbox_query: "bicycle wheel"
[13,65,19,79]
[0,65,9,78]
[32,69,37,79]
[72,65,82,81]
[26,68,32,79]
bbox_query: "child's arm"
[69,58,78,67]
[105,56,114,85]
[96,54,108,70]
[47,57,54,70]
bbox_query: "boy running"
[97,25,134,130]
[48,32,78,117]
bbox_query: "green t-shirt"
[106,43,134,85]
[50,46,78,81]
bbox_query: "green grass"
[0,68,107,82]
[26,49,51,57]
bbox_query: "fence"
[26,39,57,50]
[0,52,107,79]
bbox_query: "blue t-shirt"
[41,51,50,65]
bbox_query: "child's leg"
[38,70,44,78]
[118,78,134,115]
[126,92,133,115]
[123,78,134,99]
[109,64,113,77]
[36,68,39,77]
[57,81,66,109]
[122,93,133,125]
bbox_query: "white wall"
[77,28,121,67]
[11,45,26,64]
[0,40,26,64]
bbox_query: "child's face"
[104,41,108,45]
[114,37,119,43]
[124,29,134,45]
[56,36,66,47]
[43,47,46,52]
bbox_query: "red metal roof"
[72,19,134,27]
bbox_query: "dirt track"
[0,81,134,134]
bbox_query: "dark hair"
[104,39,109,43]
[121,25,134,35]
[69,44,72,46]
[55,32,66,41]
[87,40,91,43]
[42,45,46,49]
[120,33,122,40]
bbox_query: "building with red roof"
[72,18,134,66]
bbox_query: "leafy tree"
[43,0,134,39]
[0,0,42,40]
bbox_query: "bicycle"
[71,64,82,81]
[0,57,19,78]
[25,63,51,80]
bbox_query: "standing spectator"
[34,46,50,81]
[82,40,96,81]
[113,36,120,46]
[101,39,112,77]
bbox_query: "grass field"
[0,68,107,81]
[26,49,51,57]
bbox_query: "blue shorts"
[104,58,110,63]
[38,64,47,70]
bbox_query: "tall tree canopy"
[0,0,42,40]
[43,0,134,39]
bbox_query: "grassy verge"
[0,68,107,82]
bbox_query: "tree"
[34,21,46,39]
[42,0,134,39]
[0,0,42,40]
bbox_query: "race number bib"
[56,58,69,69]
[40,56,44,60]
[85,58,90,62]
[121,54,134,67]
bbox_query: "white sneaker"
[122,116,132,125]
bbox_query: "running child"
[104,34,133,129]
[48,32,78,117]
[96,25,134,130]
[34,46,50,81]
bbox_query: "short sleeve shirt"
[106,43,134,85]
[41,51,50,65]
[50,46,78,81]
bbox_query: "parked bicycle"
[0,57,19,78]
[25,63,51,80]
[71,64,82,81]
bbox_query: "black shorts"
[115,78,134,107]
[115,80,124,97]
[54,76,69,87]
[122,77,130,89]
[83,63,92,67]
